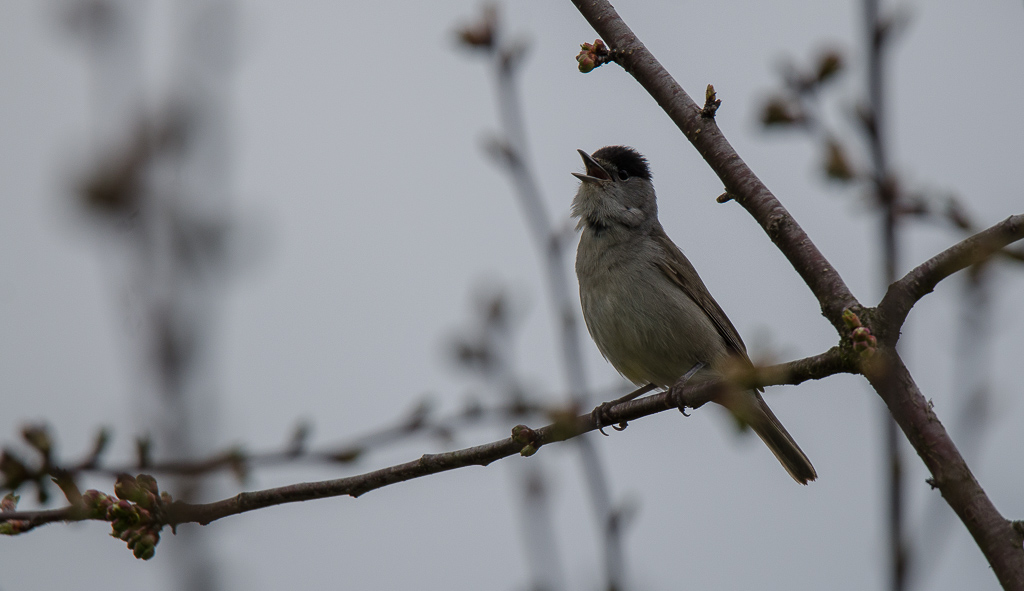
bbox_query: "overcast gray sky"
[2,1,1023,590]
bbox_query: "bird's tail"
[722,391,817,484]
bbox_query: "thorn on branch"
[716,191,735,204]
[701,84,721,118]
[576,39,614,73]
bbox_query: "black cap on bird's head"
[571,146,657,231]
[573,146,651,184]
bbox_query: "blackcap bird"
[572,146,816,484]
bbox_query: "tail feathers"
[728,392,817,484]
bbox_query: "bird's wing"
[653,228,806,475]
[649,225,751,364]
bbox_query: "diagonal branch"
[863,350,1024,590]
[570,0,860,332]
[1,350,850,530]
[569,2,1024,588]
[876,213,1024,343]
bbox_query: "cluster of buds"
[842,309,878,358]
[82,474,170,560]
[0,493,30,535]
[576,39,612,73]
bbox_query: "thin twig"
[1,399,552,493]
[876,213,1024,343]
[480,19,625,589]
[0,350,850,530]
[862,0,907,585]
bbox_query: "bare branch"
[876,214,1024,343]
[570,0,860,332]
[0,350,850,531]
[863,350,1024,590]
[1,399,551,494]
[0,505,80,534]
[465,11,625,587]
[569,2,1024,587]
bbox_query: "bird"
[571,145,816,484]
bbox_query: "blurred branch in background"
[448,286,567,591]
[0,396,559,497]
[862,2,908,588]
[456,5,627,589]
[62,0,241,589]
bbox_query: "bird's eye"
[618,170,629,181]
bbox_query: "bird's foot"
[671,362,706,417]
[590,383,657,436]
[591,402,628,435]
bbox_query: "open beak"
[572,149,612,182]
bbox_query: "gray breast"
[576,231,726,387]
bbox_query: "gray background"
[2,1,1022,589]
